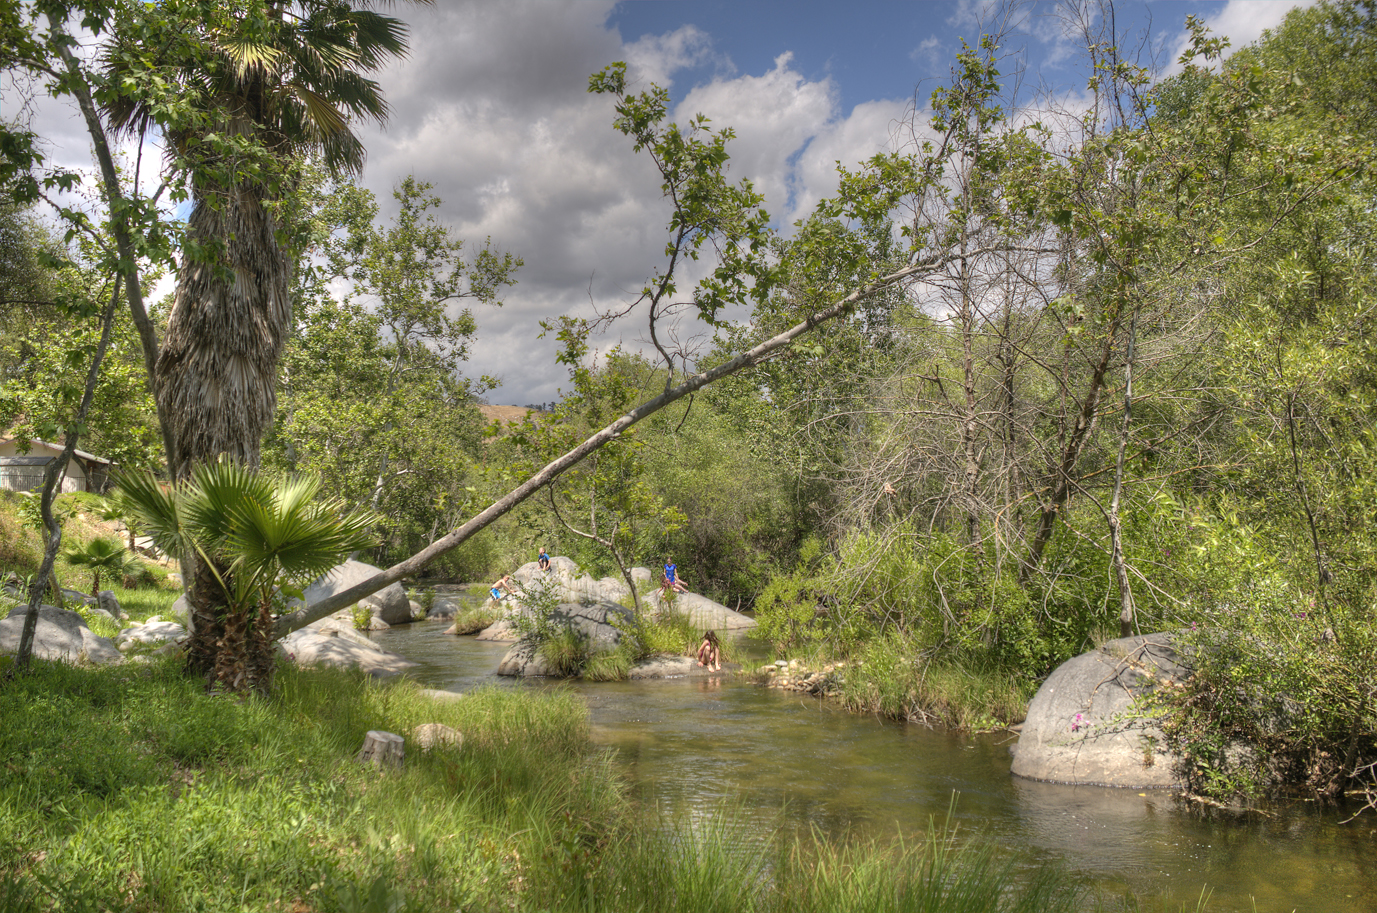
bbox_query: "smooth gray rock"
[426,595,461,620]
[167,597,194,628]
[303,560,411,626]
[278,621,417,678]
[412,723,463,751]
[475,617,522,642]
[510,557,654,605]
[1,605,123,665]
[96,590,122,618]
[61,588,97,607]
[419,688,464,701]
[627,656,739,679]
[496,600,634,677]
[646,590,756,632]
[116,621,188,652]
[1010,633,1188,788]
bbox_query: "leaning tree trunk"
[157,182,292,690]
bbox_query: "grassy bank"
[0,490,181,621]
[0,658,1118,912]
[757,632,1038,731]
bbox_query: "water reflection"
[373,622,1376,913]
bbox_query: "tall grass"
[0,658,623,912]
[525,805,1097,913]
[813,632,1035,729]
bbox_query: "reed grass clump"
[523,806,1094,913]
[824,633,1035,729]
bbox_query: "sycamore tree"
[266,173,517,562]
[516,347,685,614]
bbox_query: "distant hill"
[477,405,538,427]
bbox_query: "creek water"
[372,622,1377,913]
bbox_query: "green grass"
[0,658,622,912]
[109,583,181,622]
[449,592,502,634]
[0,658,1161,912]
[776,633,1037,730]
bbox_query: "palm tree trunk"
[162,182,292,689]
[156,183,291,474]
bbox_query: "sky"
[10,1,1311,406]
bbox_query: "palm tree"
[117,460,374,694]
[101,0,422,679]
[104,0,417,475]
[62,537,135,598]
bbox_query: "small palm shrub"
[62,536,135,596]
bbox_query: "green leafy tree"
[267,173,518,563]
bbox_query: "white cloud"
[622,24,725,88]
[910,35,945,68]
[351,5,913,404]
[1162,0,1314,76]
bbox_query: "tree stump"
[356,730,405,767]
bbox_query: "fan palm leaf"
[62,537,136,597]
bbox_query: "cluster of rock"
[1,559,423,679]
[469,556,756,679]
[296,560,418,630]
[756,659,846,695]
[0,604,125,665]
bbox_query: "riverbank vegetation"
[0,658,1115,912]
[5,0,1377,811]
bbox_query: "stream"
[372,621,1377,912]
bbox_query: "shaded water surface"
[373,622,1377,912]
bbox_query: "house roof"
[0,438,112,466]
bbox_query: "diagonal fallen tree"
[275,59,1032,638]
[273,251,980,638]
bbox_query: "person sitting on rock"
[696,630,721,671]
[662,560,688,596]
[489,574,514,602]
[538,547,551,572]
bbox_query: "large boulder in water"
[1010,632,1188,788]
[511,557,651,605]
[496,600,634,677]
[509,555,755,631]
[0,605,123,665]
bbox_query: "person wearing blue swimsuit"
[662,560,687,596]
[489,574,513,602]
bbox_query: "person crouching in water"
[696,630,722,671]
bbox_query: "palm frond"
[113,470,184,557]
[217,34,287,81]
[184,458,271,548]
